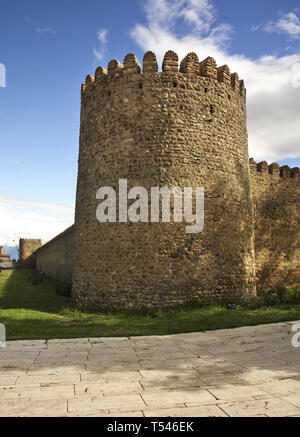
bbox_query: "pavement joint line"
[216,404,230,417]
[139,393,148,408]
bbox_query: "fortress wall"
[19,239,42,268]
[73,51,256,308]
[250,160,300,290]
[35,225,74,284]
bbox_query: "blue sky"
[0,0,300,249]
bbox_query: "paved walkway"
[0,322,300,417]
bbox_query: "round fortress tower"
[73,51,256,308]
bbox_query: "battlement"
[81,51,246,98]
[19,238,42,243]
[249,158,300,180]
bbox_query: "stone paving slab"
[219,397,300,417]
[0,321,299,416]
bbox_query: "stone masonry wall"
[35,225,74,284]
[72,51,257,308]
[19,238,42,268]
[250,160,300,291]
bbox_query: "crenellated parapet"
[249,158,300,180]
[143,51,158,73]
[81,51,247,99]
[217,65,231,86]
[180,52,200,75]
[19,238,43,242]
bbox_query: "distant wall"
[19,239,42,268]
[35,225,74,284]
[250,160,300,291]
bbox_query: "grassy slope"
[0,269,299,341]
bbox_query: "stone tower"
[19,238,42,268]
[73,51,256,308]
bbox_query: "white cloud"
[260,12,300,39]
[130,0,300,163]
[136,0,232,48]
[36,27,56,34]
[144,0,216,32]
[0,195,74,246]
[97,29,107,44]
[93,28,108,60]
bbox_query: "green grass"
[0,269,300,341]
